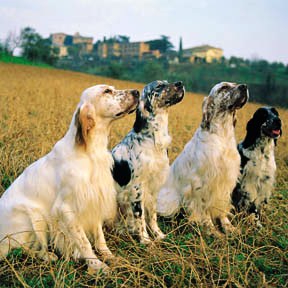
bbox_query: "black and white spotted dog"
[112,80,185,243]
[232,107,282,226]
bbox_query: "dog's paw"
[155,231,166,240]
[87,259,110,274]
[37,250,58,262]
[140,237,152,245]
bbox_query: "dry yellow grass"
[0,63,287,287]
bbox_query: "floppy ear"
[201,96,214,130]
[133,107,148,133]
[242,110,263,148]
[232,110,237,127]
[75,103,96,147]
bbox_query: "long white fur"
[0,84,138,273]
[157,82,248,233]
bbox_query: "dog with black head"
[232,107,282,226]
[112,80,185,243]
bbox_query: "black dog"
[232,107,282,226]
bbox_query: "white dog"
[0,84,139,273]
[157,82,248,234]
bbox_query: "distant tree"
[117,35,130,43]
[229,56,245,66]
[178,37,183,62]
[140,61,165,82]
[0,40,5,53]
[146,35,174,54]
[4,30,21,55]
[105,35,130,44]
[251,59,269,72]
[20,27,57,65]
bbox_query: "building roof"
[183,45,223,53]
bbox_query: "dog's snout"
[174,81,183,88]
[273,117,282,127]
[131,90,140,98]
[238,84,247,92]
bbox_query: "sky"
[1,0,287,64]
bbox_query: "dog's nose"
[131,90,140,98]
[238,84,247,91]
[174,81,183,88]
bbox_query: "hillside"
[0,63,287,287]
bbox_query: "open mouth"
[263,128,281,138]
[271,129,281,137]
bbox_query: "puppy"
[232,107,282,226]
[157,82,248,234]
[0,84,139,273]
[112,80,185,243]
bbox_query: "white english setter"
[157,82,248,234]
[112,80,185,243]
[0,84,139,273]
[232,107,282,226]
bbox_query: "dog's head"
[75,84,140,147]
[201,82,249,130]
[245,107,282,146]
[133,80,185,132]
[141,80,185,113]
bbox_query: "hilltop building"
[97,41,160,60]
[50,32,93,57]
[182,45,223,63]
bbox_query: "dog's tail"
[157,183,181,217]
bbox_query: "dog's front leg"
[59,205,109,273]
[130,184,150,244]
[147,202,165,240]
[94,223,113,258]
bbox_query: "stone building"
[50,32,93,57]
[183,45,223,63]
[97,41,160,59]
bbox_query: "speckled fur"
[112,80,184,243]
[157,82,249,234]
[232,107,282,226]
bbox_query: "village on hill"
[50,32,223,64]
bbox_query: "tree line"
[1,27,288,107]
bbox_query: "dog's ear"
[243,109,265,148]
[75,103,96,147]
[201,96,214,130]
[133,106,148,133]
[232,110,237,127]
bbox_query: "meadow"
[0,63,287,287]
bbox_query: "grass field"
[0,63,287,287]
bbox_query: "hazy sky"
[1,0,287,63]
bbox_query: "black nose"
[132,90,140,98]
[174,81,183,88]
[238,84,247,91]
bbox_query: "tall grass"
[0,63,287,287]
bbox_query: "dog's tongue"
[272,129,281,135]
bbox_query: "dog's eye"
[104,89,112,94]
[219,85,229,92]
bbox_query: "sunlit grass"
[0,63,287,287]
